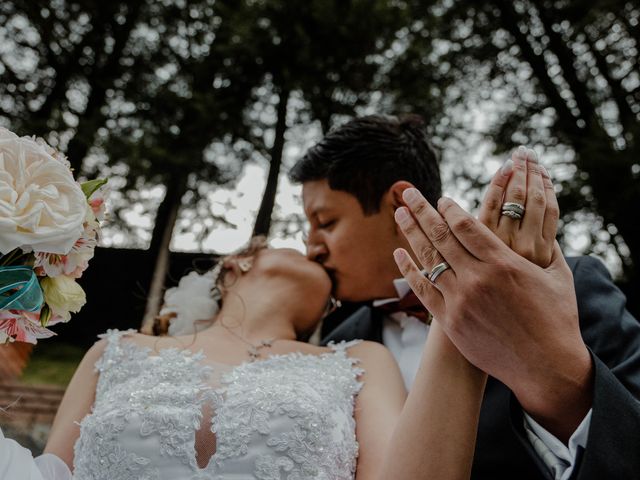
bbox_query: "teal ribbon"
[0,266,44,312]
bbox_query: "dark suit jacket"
[322,256,640,480]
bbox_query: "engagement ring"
[501,202,525,220]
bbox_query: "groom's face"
[302,179,402,302]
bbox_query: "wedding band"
[427,262,451,284]
[501,202,525,219]
[501,210,523,220]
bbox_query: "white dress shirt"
[375,277,592,480]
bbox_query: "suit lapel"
[321,305,384,345]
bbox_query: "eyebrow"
[305,203,328,217]
[311,206,337,220]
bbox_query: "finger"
[437,196,511,262]
[541,165,560,242]
[478,158,513,233]
[395,206,457,292]
[497,146,528,236]
[520,149,546,237]
[393,248,446,319]
[401,188,471,270]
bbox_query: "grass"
[20,342,86,386]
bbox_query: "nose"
[305,231,328,264]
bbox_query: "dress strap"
[326,339,362,353]
[94,328,138,373]
[325,340,365,399]
[97,328,138,344]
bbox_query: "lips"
[323,267,338,290]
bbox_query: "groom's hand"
[393,189,593,443]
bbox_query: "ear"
[383,181,416,238]
[386,180,416,209]
[222,257,240,272]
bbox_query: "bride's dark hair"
[215,236,268,295]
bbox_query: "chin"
[334,283,370,303]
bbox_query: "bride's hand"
[478,146,558,268]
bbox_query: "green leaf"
[40,304,52,327]
[81,178,108,199]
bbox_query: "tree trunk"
[140,173,188,333]
[252,87,290,237]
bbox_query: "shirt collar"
[372,277,413,307]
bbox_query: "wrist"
[514,344,593,443]
[427,321,486,385]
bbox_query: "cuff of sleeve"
[35,453,73,480]
[523,409,592,480]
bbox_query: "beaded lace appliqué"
[72,330,363,479]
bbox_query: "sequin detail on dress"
[72,330,363,479]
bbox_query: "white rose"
[160,271,219,336]
[0,127,88,254]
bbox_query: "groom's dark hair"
[289,114,442,214]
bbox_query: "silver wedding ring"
[426,261,451,284]
[501,202,525,220]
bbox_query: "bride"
[38,239,485,479]
[2,154,545,479]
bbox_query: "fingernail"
[515,145,527,160]
[526,148,539,163]
[393,249,406,263]
[501,158,513,175]
[437,196,454,209]
[403,188,420,205]
[395,207,410,224]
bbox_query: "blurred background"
[1,0,639,452]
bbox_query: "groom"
[290,114,640,480]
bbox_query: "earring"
[323,296,340,317]
[237,257,253,273]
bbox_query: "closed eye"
[318,220,335,229]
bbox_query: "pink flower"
[88,185,108,223]
[0,310,57,344]
[89,197,106,222]
[34,218,98,278]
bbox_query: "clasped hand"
[393,147,593,441]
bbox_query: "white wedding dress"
[64,329,362,480]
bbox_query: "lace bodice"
[73,330,363,479]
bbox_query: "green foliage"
[386,0,640,279]
[3,0,635,280]
[21,342,85,386]
[80,178,108,198]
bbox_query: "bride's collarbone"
[122,332,332,366]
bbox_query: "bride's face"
[251,248,332,331]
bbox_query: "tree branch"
[494,0,582,137]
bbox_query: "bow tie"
[375,291,432,324]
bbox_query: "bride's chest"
[95,349,356,418]
[74,347,361,478]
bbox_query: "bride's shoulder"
[85,329,145,358]
[331,341,406,408]
[342,340,392,358]
[334,340,395,370]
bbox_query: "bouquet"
[0,127,107,344]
